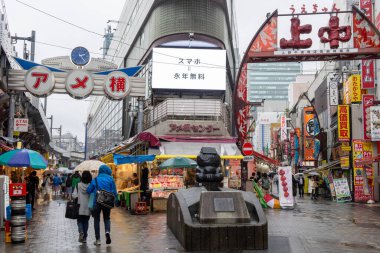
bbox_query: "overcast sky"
[5,0,334,141]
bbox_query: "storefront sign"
[340,156,350,169]
[338,105,350,142]
[343,75,361,104]
[353,139,374,202]
[333,178,351,202]
[25,66,55,97]
[104,71,131,100]
[303,107,316,161]
[169,123,221,134]
[329,79,339,106]
[362,95,374,140]
[280,115,287,141]
[290,131,295,157]
[257,112,281,125]
[14,118,28,132]
[370,106,380,141]
[278,166,294,207]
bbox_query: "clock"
[71,47,90,66]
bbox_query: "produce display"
[149,175,184,189]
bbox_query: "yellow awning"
[155,155,244,160]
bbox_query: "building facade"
[87,0,240,157]
[247,62,301,102]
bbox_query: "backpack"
[262,178,270,190]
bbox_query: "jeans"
[77,215,90,238]
[93,205,111,240]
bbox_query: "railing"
[144,98,227,130]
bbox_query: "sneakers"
[106,232,111,244]
[82,237,87,244]
[94,240,101,246]
[79,233,84,243]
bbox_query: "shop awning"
[0,143,14,152]
[251,150,280,166]
[304,160,340,173]
[158,141,242,157]
[113,154,156,165]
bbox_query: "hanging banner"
[362,95,374,140]
[360,0,375,89]
[370,106,380,141]
[338,105,350,142]
[278,166,294,208]
[329,79,339,106]
[280,115,287,141]
[303,107,316,161]
[353,140,374,202]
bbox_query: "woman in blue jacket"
[87,164,117,246]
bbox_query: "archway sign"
[235,5,380,145]
[8,47,145,100]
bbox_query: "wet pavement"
[1,195,380,253]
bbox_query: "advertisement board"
[362,95,375,140]
[280,115,287,141]
[14,118,28,132]
[329,79,339,106]
[152,48,226,90]
[332,178,351,203]
[370,106,380,141]
[257,112,281,125]
[278,166,294,208]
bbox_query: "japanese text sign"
[338,105,350,142]
[370,106,380,141]
[25,66,55,97]
[65,70,94,99]
[14,118,28,132]
[152,48,226,90]
[280,115,287,141]
[362,94,374,140]
[329,79,339,106]
[104,71,131,100]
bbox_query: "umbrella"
[74,160,105,172]
[0,148,48,169]
[306,171,320,177]
[158,157,197,169]
[57,167,71,174]
[294,173,304,178]
[43,169,57,175]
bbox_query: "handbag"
[65,199,79,219]
[95,178,115,209]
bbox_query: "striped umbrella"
[0,148,48,169]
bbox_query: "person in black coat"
[292,174,297,198]
[27,171,39,210]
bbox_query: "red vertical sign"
[360,0,375,89]
[363,94,375,140]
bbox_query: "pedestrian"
[87,164,117,246]
[41,174,52,201]
[71,171,81,188]
[65,173,73,200]
[249,172,256,181]
[140,167,149,202]
[72,170,92,244]
[52,174,62,196]
[61,174,67,196]
[259,173,270,194]
[27,171,39,210]
[311,176,318,200]
[298,175,305,198]
[272,172,279,195]
[292,174,297,204]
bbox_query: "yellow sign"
[340,156,350,168]
[338,105,350,142]
[343,75,362,104]
[13,131,20,137]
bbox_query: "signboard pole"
[7,94,15,138]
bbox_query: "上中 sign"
[14,118,28,132]
[338,105,350,142]
[25,66,55,97]
[242,142,253,156]
[104,71,131,100]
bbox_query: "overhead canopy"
[113,154,156,165]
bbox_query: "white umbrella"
[306,171,320,177]
[43,168,58,175]
[74,160,105,172]
[294,173,304,178]
[57,167,70,174]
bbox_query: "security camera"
[189,33,195,40]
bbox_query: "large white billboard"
[152,48,226,90]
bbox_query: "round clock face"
[71,47,90,66]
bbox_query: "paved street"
[1,195,380,253]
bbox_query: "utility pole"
[8,31,36,137]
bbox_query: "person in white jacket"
[72,170,92,243]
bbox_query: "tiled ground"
[1,195,380,253]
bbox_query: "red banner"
[360,0,375,89]
[362,94,374,140]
